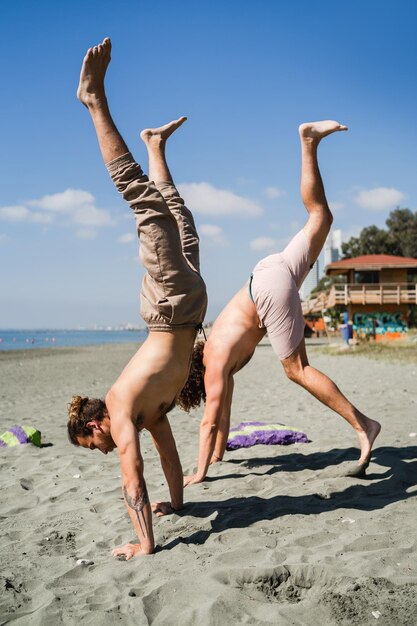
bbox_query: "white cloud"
[178,182,263,217]
[0,188,114,230]
[355,187,405,211]
[200,224,223,236]
[264,186,285,199]
[199,223,228,246]
[329,201,344,212]
[72,205,113,226]
[0,205,29,222]
[118,233,135,244]
[31,212,55,224]
[77,228,97,239]
[29,189,95,212]
[0,205,53,224]
[250,237,277,252]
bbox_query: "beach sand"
[1,341,416,625]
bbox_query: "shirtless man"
[183,121,381,486]
[67,38,207,559]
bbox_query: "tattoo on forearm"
[123,482,150,538]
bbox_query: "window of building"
[354,270,379,284]
[407,270,417,285]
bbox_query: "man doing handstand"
[181,121,381,486]
[67,38,207,560]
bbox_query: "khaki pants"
[107,152,207,331]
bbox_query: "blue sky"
[1,0,416,328]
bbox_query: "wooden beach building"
[302,254,417,338]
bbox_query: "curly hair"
[67,395,107,445]
[176,341,206,412]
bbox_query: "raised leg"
[78,40,205,329]
[140,118,187,185]
[77,38,129,164]
[141,120,201,273]
[281,339,381,473]
[299,120,348,265]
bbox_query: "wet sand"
[1,341,416,625]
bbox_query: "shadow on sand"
[160,445,417,551]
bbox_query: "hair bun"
[68,395,87,421]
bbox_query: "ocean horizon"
[0,328,148,351]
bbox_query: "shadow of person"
[204,444,415,481]
[204,446,359,481]
[163,445,417,551]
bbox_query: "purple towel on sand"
[0,425,41,448]
[226,421,309,450]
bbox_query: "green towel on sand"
[0,425,41,448]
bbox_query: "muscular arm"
[184,367,232,485]
[108,398,154,557]
[211,377,234,463]
[149,415,183,513]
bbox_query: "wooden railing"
[302,283,417,314]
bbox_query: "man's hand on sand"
[151,501,177,517]
[183,474,203,487]
[112,543,142,560]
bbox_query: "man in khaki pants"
[67,38,207,560]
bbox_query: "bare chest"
[134,397,176,432]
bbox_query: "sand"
[1,341,416,625]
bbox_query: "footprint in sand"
[232,565,417,624]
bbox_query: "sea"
[0,329,148,351]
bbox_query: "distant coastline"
[0,328,148,351]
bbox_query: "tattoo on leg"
[123,482,150,538]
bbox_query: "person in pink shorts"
[179,120,381,486]
[249,228,312,361]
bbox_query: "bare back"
[106,328,197,429]
[204,284,266,377]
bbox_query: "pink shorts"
[250,229,311,360]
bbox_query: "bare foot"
[299,120,348,142]
[346,418,381,477]
[140,117,187,145]
[77,37,112,107]
[357,418,381,465]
